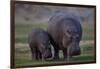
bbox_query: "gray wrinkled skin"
[28,28,52,60]
[48,14,82,61]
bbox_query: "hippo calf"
[28,28,52,60]
[47,14,82,60]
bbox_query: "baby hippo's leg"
[29,44,36,60]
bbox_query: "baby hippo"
[28,28,52,60]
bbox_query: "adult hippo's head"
[63,29,81,56]
[68,34,81,56]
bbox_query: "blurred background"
[15,4,94,23]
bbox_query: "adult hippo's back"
[47,14,82,60]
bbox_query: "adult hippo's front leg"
[62,48,72,61]
[53,46,59,60]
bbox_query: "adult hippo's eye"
[73,34,79,41]
[76,34,79,37]
[75,34,79,39]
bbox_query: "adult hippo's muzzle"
[69,41,81,56]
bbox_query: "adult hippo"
[28,28,52,60]
[47,14,82,60]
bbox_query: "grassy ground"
[15,22,95,67]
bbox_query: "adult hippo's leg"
[53,46,59,60]
[62,48,67,60]
[63,47,72,61]
[67,46,71,61]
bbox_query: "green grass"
[15,55,94,67]
[15,42,95,67]
[15,22,95,67]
